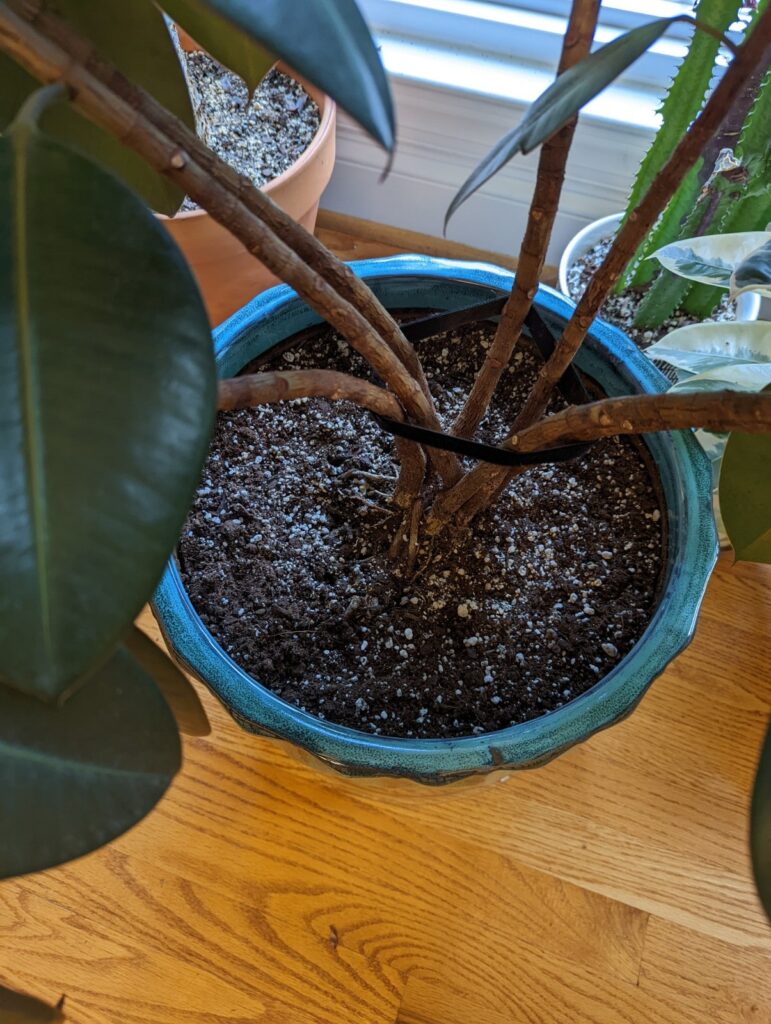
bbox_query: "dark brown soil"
[178,318,665,739]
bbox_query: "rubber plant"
[0,0,395,887]
[0,0,770,950]
[612,0,771,327]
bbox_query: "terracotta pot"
[160,39,336,325]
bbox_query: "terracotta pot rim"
[160,61,335,222]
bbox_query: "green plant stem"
[628,164,703,293]
[682,67,771,318]
[637,57,769,325]
[9,77,64,125]
[633,269,691,328]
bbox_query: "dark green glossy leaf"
[167,4,274,91]
[125,626,210,737]
[163,0,394,149]
[446,16,684,226]
[0,1,194,214]
[731,239,771,298]
[0,97,215,701]
[751,721,771,920]
[0,647,181,880]
[719,411,771,563]
[0,986,65,1022]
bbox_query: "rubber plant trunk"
[152,256,718,787]
[159,30,336,326]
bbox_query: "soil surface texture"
[180,52,320,212]
[179,318,665,739]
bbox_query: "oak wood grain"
[0,226,768,1023]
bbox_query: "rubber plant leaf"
[649,232,771,288]
[751,721,771,920]
[0,646,181,880]
[0,89,216,701]
[730,239,771,299]
[446,16,686,226]
[644,321,771,374]
[162,1,274,92]
[718,395,771,563]
[162,0,394,150]
[0,986,65,1022]
[0,0,194,214]
[125,626,210,737]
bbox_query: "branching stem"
[430,5,771,529]
[0,0,461,487]
[218,370,404,419]
[453,0,600,439]
[513,390,771,449]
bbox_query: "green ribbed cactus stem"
[625,164,702,291]
[618,0,742,292]
[631,170,727,327]
[632,270,691,329]
[633,174,734,327]
[682,68,771,318]
[683,191,771,318]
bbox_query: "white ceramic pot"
[558,212,761,321]
[560,212,763,549]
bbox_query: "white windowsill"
[322,34,659,264]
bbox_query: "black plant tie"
[372,298,595,467]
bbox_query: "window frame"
[359,0,736,94]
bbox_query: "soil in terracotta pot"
[569,238,737,352]
[179,317,666,739]
[179,52,320,212]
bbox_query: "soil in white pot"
[177,318,665,740]
[179,52,320,212]
[569,238,737,352]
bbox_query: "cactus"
[617,0,743,292]
[635,68,771,326]
[634,152,743,326]
[682,68,771,317]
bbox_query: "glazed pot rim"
[157,61,336,223]
[153,255,718,781]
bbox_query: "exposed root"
[392,436,427,509]
[389,513,409,561]
[339,469,398,483]
[406,499,423,574]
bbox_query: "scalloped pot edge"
[153,256,719,785]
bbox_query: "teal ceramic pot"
[153,255,718,785]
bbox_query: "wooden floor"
[1,216,770,1024]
